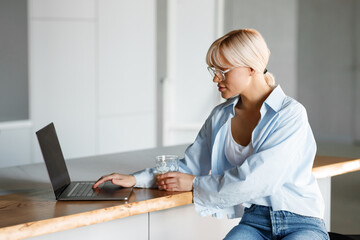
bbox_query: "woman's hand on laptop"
[92,173,136,189]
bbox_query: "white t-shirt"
[225,120,253,166]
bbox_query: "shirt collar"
[222,95,240,116]
[223,85,286,115]
[263,85,286,112]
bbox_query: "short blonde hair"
[206,29,275,87]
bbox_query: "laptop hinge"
[55,183,70,199]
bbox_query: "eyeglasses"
[207,66,236,81]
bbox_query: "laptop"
[36,122,133,201]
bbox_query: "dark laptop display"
[36,122,133,201]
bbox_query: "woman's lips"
[218,85,226,91]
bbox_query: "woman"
[93,29,329,240]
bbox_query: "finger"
[156,174,166,180]
[92,179,104,188]
[164,184,179,192]
[165,187,177,192]
[156,177,176,186]
[156,172,175,180]
[158,184,170,191]
[159,172,179,179]
[164,172,179,178]
[164,178,177,185]
[157,181,175,190]
[156,180,167,188]
[156,176,168,184]
[159,182,177,190]
[92,176,113,188]
[165,183,178,189]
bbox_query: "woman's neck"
[237,77,273,111]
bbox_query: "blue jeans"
[224,205,329,240]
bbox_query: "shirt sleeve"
[193,104,315,215]
[131,167,157,188]
[178,116,212,176]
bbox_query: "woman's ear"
[249,67,256,76]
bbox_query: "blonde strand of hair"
[264,71,275,87]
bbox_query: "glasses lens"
[207,67,215,77]
[207,67,224,81]
[217,70,225,81]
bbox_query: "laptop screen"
[36,123,71,197]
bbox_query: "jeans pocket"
[244,204,257,213]
[283,211,327,229]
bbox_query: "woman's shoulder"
[278,95,308,121]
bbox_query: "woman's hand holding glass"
[156,172,195,191]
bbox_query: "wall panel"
[30,21,97,162]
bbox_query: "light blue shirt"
[133,85,325,219]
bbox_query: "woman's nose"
[212,76,221,83]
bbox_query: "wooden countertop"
[0,188,192,240]
[0,144,359,240]
[313,155,360,178]
[0,144,192,240]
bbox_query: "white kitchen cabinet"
[0,121,32,167]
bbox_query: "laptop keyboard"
[67,182,98,197]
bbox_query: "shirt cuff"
[131,168,157,188]
[193,177,244,219]
[192,176,218,217]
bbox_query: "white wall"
[0,121,32,168]
[297,0,357,143]
[97,0,156,154]
[29,0,156,165]
[162,0,219,146]
[29,1,97,162]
